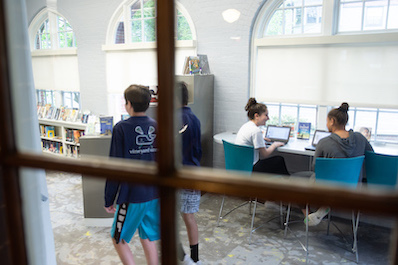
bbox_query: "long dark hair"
[245,98,267,120]
[328,102,349,126]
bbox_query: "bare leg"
[140,238,158,265]
[112,238,135,265]
[181,213,198,245]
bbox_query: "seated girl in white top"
[235,98,289,175]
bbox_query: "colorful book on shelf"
[183,56,200,75]
[45,126,55,138]
[297,122,311,140]
[65,129,73,142]
[189,56,200,74]
[53,108,60,120]
[42,104,51,119]
[73,130,83,144]
[100,116,113,136]
[63,108,71,121]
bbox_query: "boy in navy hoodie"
[104,84,159,265]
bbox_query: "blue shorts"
[111,199,160,243]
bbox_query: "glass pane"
[298,106,317,134]
[66,21,72,31]
[66,32,74,47]
[131,9,142,19]
[35,34,40,49]
[355,110,377,141]
[346,109,355,130]
[265,9,283,36]
[72,92,80,109]
[40,19,50,34]
[131,0,141,10]
[59,32,65,48]
[115,21,125,44]
[143,0,155,8]
[304,6,322,33]
[388,0,398,29]
[144,18,156,42]
[364,0,388,30]
[377,111,398,142]
[177,15,192,40]
[143,7,155,18]
[131,20,142,42]
[339,2,363,32]
[53,91,63,107]
[285,8,302,34]
[46,91,53,105]
[284,0,302,8]
[281,105,298,135]
[58,17,65,31]
[63,92,72,108]
[265,104,280,125]
[304,0,322,5]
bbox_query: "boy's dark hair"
[124,85,151,112]
[179,82,189,106]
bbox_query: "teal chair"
[218,140,256,242]
[284,156,365,264]
[365,151,398,188]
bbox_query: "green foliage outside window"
[177,10,192,40]
[266,10,283,36]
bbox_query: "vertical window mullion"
[141,0,145,42]
[375,108,380,141]
[386,0,391,29]
[361,0,366,31]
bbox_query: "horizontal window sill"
[102,40,196,51]
[255,32,398,47]
[31,48,78,57]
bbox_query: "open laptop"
[264,125,291,145]
[305,130,332,151]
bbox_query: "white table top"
[213,131,398,156]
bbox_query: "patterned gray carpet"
[47,171,392,264]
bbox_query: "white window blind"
[254,43,398,108]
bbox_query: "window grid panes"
[36,19,51,49]
[130,0,156,42]
[177,9,192,40]
[264,103,317,137]
[35,15,76,50]
[339,0,398,32]
[264,0,323,36]
[114,1,193,43]
[36,90,80,110]
[58,16,75,48]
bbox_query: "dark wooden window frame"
[0,0,397,264]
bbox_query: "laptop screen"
[265,125,291,143]
[312,130,331,146]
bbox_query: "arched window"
[251,0,398,143]
[31,10,76,50]
[263,0,323,36]
[110,0,194,44]
[339,0,398,32]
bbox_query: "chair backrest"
[222,140,254,175]
[365,151,398,187]
[315,156,365,188]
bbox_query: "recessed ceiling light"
[222,9,241,23]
